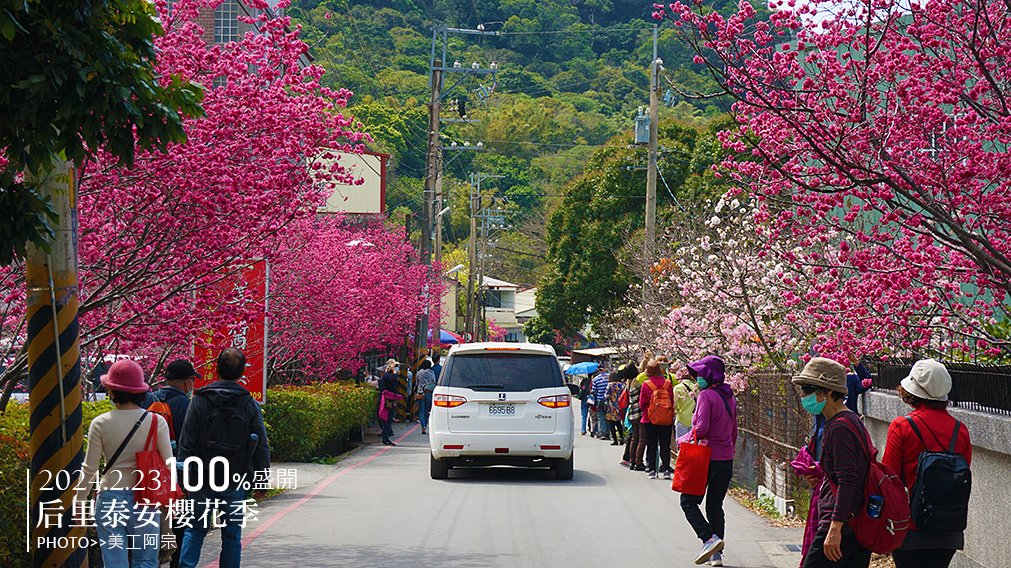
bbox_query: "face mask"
[801,392,826,415]
[696,378,709,389]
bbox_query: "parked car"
[429,342,578,480]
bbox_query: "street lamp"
[444,264,465,276]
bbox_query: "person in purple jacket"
[678,355,738,566]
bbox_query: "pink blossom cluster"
[657,0,1011,361]
[0,0,433,383]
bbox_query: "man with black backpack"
[882,359,972,568]
[177,348,270,568]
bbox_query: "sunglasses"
[798,383,820,395]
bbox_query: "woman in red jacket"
[881,359,972,568]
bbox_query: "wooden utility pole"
[465,174,479,341]
[417,62,442,359]
[643,25,659,308]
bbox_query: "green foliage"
[0,400,111,568]
[0,0,204,265]
[264,383,379,462]
[536,119,728,332]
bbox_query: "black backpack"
[201,394,253,471]
[905,417,972,532]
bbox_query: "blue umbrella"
[428,329,460,344]
[565,361,599,375]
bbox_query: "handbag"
[671,429,711,496]
[135,415,183,507]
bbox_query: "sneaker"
[663,470,672,480]
[620,460,631,467]
[630,464,645,471]
[610,441,619,446]
[709,552,723,567]
[695,535,724,565]
[647,470,657,479]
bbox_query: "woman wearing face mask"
[677,355,737,566]
[792,358,872,568]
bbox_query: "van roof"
[448,342,557,356]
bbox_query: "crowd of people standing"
[576,354,737,566]
[576,353,973,568]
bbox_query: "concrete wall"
[862,391,1011,568]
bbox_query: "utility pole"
[26,160,88,568]
[431,143,445,352]
[643,24,660,308]
[466,174,479,341]
[416,62,442,362]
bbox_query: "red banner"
[193,260,269,403]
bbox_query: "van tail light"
[540,445,562,450]
[537,394,570,408]
[434,394,467,408]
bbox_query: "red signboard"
[193,260,269,403]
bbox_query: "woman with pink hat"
[78,359,173,567]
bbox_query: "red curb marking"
[204,423,421,567]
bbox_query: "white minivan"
[429,342,577,480]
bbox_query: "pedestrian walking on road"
[882,359,972,568]
[639,360,675,480]
[178,348,271,568]
[578,376,593,435]
[144,359,199,568]
[622,365,646,469]
[592,369,610,439]
[415,359,437,435]
[792,357,872,568]
[79,359,173,568]
[605,372,627,445]
[678,355,737,566]
[378,359,404,445]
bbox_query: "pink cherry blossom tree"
[0,0,389,400]
[655,0,1011,360]
[268,215,440,379]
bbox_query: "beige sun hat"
[791,357,848,394]
[901,359,951,402]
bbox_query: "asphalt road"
[195,419,802,568]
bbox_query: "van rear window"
[442,353,563,392]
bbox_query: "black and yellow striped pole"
[26,159,87,567]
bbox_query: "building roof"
[481,276,519,289]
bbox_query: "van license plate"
[488,404,516,416]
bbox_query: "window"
[214,0,240,43]
[484,289,503,308]
[441,353,563,392]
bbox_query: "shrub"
[0,399,111,568]
[265,382,378,462]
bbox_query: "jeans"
[422,392,433,429]
[580,401,590,433]
[179,488,248,568]
[681,459,734,541]
[892,549,957,568]
[645,423,673,473]
[95,489,160,568]
[801,531,871,568]
[381,412,395,443]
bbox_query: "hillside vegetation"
[288,0,741,334]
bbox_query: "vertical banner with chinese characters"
[193,260,269,403]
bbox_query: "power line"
[493,26,653,36]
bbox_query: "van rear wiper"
[463,383,505,390]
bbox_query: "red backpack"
[829,417,911,554]
[644,379,675,425]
